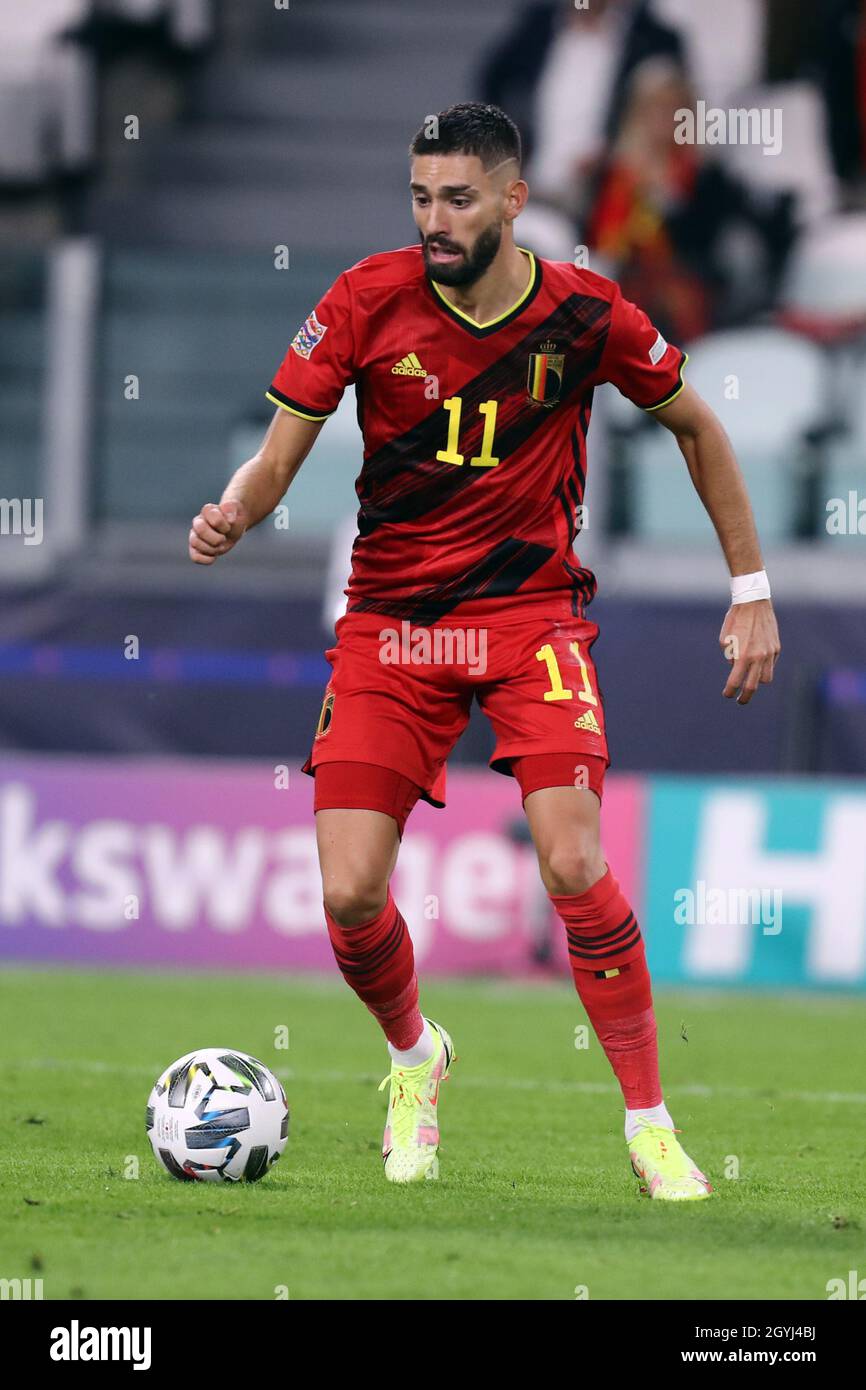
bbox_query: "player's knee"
[323,872,389,928]
[540,839,605,897]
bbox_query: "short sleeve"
[598,284,687,411]
[266,272,356,421]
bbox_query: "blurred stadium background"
[2,0,866,996]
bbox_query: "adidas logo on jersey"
[574,709,602,735]
[391,352,427,377]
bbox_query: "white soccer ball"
[146,1048,289,1183]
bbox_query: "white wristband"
[730,570,771,604]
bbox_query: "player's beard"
[422,221,503,287]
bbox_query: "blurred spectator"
[718,80,837,229]
[652,0,765,110]
[0,1,95,184]
[764,0,866,189]
[70,0,213,60]
[0,0,212,191]
[654,3,839,231]
[81,0,212,52]
[480,0,683,180]
[584,61,795,340]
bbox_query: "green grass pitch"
[1,967,864,1301]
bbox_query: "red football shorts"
[303,608,610,815]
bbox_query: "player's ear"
[504,178,529,223]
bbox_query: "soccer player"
[189,103,780,1199]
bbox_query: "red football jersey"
[267,246,686,625]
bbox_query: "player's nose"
[428,205,453,237]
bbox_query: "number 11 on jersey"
[436,397,500,468]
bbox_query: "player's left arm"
[652,382,781,704]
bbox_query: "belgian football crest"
[527,342,565,407]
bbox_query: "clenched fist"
[188,500,247,565]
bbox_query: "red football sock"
[571,954,662,1109]
[550,868,662,1109]
[324,890,423,1050]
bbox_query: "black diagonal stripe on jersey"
[554,478,582,552]
[554,445,593,614]
[350,536,555,625]
[359,293,607,528]
[562,552,594,617]
[554,479,573,536]
[572,411,589,498]
[552,489,595,616]
[355,294,611,536]
[552,407,594,615]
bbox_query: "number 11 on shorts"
[535,642,598,705]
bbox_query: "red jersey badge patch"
[291,310,328,360]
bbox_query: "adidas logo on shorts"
[574,709,602,734]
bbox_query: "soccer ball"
[146,1048,289,1182]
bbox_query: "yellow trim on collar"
[430,248,537,330]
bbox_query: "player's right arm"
[188,408,325,564]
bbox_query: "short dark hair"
[409,102,522,172]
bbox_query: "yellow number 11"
[436,397,500,468]
[535,642,598,706]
